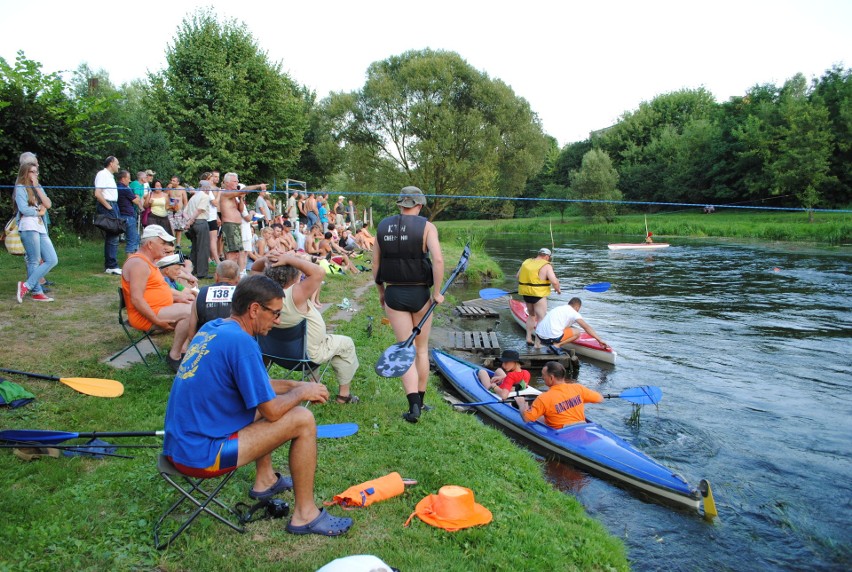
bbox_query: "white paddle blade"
[374,343,416,378]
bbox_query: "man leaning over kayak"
[515,361,602,429]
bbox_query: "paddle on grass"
[375,244,471,378]
[0,367,124,398]
[478,282,611,300]
[0,423,359,445]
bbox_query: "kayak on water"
[432,348,716,517]
[607,243,671,250]
[509,298,617,365]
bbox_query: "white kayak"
[607,243,670,251]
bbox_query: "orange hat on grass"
[405,485,492,531]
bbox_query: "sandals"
[335,394,360,404]
[249,472,293,500]
[286,508,352,536]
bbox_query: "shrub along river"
[451,235,850,571]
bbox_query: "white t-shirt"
[206,190,218,221]
[94,168,117,202]
[535,304,583,340]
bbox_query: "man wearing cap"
[374,186,444,423]
[121,224,194,372]
[515,361,602,429]
[477,349,531,400]
[94,156,123,275]
[517,248,561,347]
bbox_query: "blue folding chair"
[256,320,329,382]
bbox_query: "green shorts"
[221,222,242,253]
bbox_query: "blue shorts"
[170,432,239,478]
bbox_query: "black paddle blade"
[374,342,416,378]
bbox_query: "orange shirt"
[522,383,603,429]
[121,254,173,331]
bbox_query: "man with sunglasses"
[163,275,353,536]
[121,224,194,372]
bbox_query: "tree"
[147,9,309,182]
[569,149,621,222]
[329,49,548,220]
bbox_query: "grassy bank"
[0,241,626,571]
[437,210,852,245]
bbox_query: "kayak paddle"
[604,386,662,405]
[375,244,471,378]
[452,395,537,407]
[478,282,611,300]
[0,423,359,445]
[0,367,124,398]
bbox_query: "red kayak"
[509,299,617,365]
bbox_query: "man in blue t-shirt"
[163,274,353,536]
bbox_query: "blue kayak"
[432,349,715,515]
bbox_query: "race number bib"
[205,285,235,303]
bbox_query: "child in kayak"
[477,349,531,400]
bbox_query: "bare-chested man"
[219,172,266,263]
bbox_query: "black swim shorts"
[384,285,431,313]
[522,295,543,304]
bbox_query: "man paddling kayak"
[517,248,561,346]
[514,361,603,429]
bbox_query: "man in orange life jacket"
[517,248,561,347]
[514,361,602,429]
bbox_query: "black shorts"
[207,219,218,232]
[523,295,543,304]
[385,285,431,313]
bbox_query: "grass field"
[0,240,627,572]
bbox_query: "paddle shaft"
[399,245,470,349]
[0,368,61,381]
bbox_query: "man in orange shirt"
[121,224,195,372]
[514,361,602,429]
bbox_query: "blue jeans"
[20,230,58,294]
[122,213,139,254]
[307,211,318,229]
[97,202,120,269]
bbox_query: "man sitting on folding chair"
[162,274,353,537]
[263,253,360,404]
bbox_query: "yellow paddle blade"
[699,479,718,520]
[59,377,124,398]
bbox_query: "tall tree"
[329,49,548,220]
[147,9,309,182]
[569,149,621,222]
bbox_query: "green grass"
[0,241,626,572]
[437,210,852,245]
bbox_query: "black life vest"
[375,214,433,286]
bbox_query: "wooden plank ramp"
[454,305,499,319]
[449,331,501,355]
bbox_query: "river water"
[453,236,851,571]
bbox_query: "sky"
[1,0,850,146]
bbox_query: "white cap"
[338,195,345,200]
[141,224,176,243]
[538,248,552,256]
[156,254,182,268]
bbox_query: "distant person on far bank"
[373,186,444,423]
[517,247,561,347]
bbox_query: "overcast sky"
[1,0,849,146]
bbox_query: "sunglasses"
[258,303,282,319]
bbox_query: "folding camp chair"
[109,288,164,367]
[256,320,329,382]
[154,454,244,549]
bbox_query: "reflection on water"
[449,235,851,571]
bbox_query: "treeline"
[1,8,849,234]
[521,68,851,222]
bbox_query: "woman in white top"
[14,162,58,303]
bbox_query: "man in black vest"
[187,260,240,340]
[373,186,444,423]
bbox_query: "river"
[453,235,851,571]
